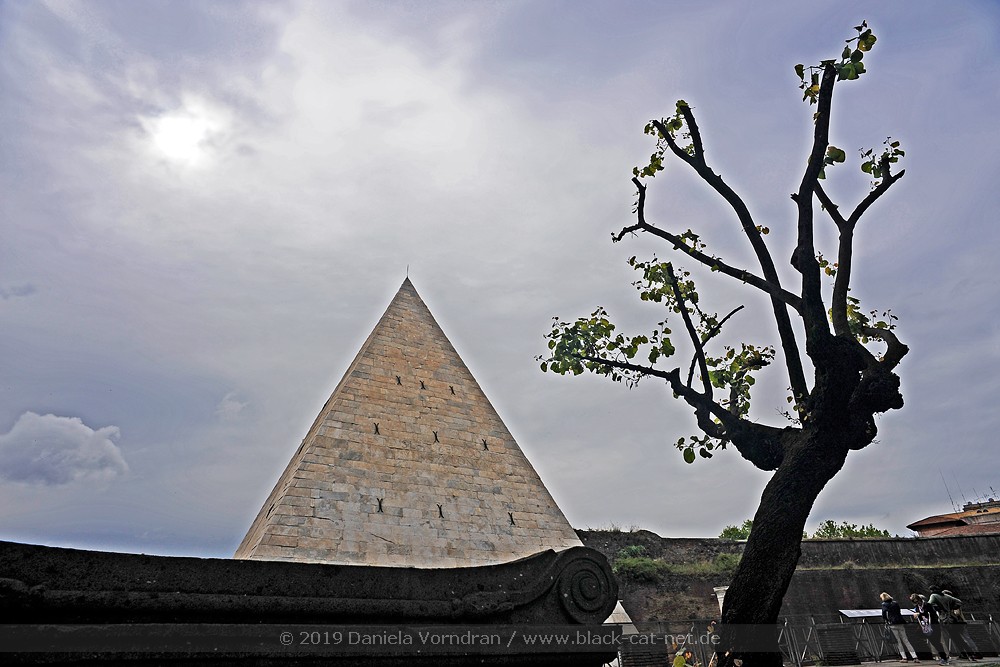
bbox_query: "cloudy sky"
[2,1,999,558]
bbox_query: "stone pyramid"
[235,278,583,567]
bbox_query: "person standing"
[911,593,949,665]
[939,589,980,661]
[881,592,919,662]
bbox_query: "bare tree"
[540,23,906,665]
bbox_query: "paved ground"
[868,662,1000,666]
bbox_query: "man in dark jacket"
[932,588,980,661]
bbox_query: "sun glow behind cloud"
[141,99,228,167]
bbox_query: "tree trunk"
[719,429,851,666]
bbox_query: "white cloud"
[0,412,128,486]
[215,392,248,421]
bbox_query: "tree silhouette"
[540,23,906,665]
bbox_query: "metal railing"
[617,613,999,667]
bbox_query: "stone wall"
[795,534,1000,567]
[577,530,1000,621]
[783,565,1000,617]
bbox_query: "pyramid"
[235,278,583,567]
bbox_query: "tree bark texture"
[718,335,900,666]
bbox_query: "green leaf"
[683,448,696,464]
[794,63,804,79]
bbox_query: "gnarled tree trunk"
[720,429,852,666]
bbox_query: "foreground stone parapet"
[0,540,618,665]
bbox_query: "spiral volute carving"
[555,549,618,624]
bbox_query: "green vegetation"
[719,518,891,539]
[616,544,648,559]
[712,552,741,572]
[718,519,753,540]
[612,551,741,582]
[612,556,671,582]
[811,520,890,538]
[583,522,642,534]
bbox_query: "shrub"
[713,552,741,573]
[616,545,647,559]
[612,557,670,582]
[719,519,753,540]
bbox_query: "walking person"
[882,592,919,662]
[911,593,949,665]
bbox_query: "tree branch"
[727,421,789,471]
[576,355,728,433]
[619,180,804,311]
[816,163,906,337]
[665,263,712,395]
[688,305,744,387]
[651,121,810,401]
[678,103,706,165]
[813,183,847,230]
[833,164,906,332]
[653,119,697,168]
[792,62,837,338]
[858,327,909,371]
[847,160,905,228]
[575,352,789,470]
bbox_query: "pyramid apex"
[392,276,424,306]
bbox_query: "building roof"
[907,502,1000,536]
[234,278,582,567]
[907,514,966,529]
[914,522,1000,537]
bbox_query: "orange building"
[907,499,1000,537]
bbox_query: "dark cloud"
[0,283,36,300]
[0,1,998,554]
[0,412,127,485]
